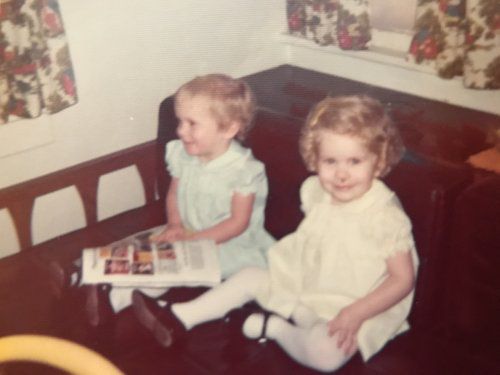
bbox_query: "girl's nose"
[335,167,349,182]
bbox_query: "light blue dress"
[166,139,275,278]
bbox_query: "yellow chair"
[0,334,124,374]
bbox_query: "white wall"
[0,0,286,189]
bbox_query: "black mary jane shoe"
[255,311,272,344]
[241,310,274,343]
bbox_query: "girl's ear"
[223,121,241,140]
[374,145,387,177]
[374,160,385,178]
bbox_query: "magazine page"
[80,226,221,287]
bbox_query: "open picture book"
[80,226,221,288]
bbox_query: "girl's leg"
[244,315,355,373]
[173,266,268,329]
[109,286,167,313]
[109,287,134,313]
[290,303,319,329]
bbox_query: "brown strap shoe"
[132,289,186,348]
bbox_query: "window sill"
[279,33,500,116]
[280,33,435,73]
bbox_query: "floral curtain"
[0,0,77,125]
[287,0,371,50]
[408,0,500,89]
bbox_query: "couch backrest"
[245,111,310,239]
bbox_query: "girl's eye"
[324,158,336,165]
[350,158,361,165]
[179,119,195,128]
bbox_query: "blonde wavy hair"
[175,74,256,141]
[299,95,405,177]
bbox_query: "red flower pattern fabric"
[0,0,77,124]
[408,0,500,89]
[287,0,371,50]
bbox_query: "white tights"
[171,267,354,373]
[172,266,267,328]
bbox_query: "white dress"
[256,176,419,360]
[166,139,275,278]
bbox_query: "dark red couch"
[1,65,498,374]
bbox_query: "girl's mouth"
[334,184,352,191]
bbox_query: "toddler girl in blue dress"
[90,74,274,322]
[151,73,274,277]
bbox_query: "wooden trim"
[0,141,162,250]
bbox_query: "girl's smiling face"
[174,93,236,163]
[316,130,382,204]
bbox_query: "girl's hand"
[327,306,362,356]
[150,224,186,243]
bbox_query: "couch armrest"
[385,153,472,327]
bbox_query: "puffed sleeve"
[230,158,266,195]
[300,176,324,215]
[370,200,416,259]
[165,140,184,178]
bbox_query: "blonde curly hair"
[299,95,405,177]
[175,74,256,141]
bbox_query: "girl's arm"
[151,178,185,242]
[187,192,255,244]
[165,177,182,226]
[328,250,415,355]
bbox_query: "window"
[369,0,417,57]
[286,0,418,56]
